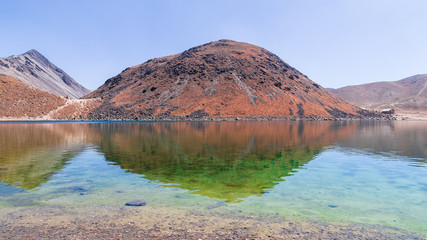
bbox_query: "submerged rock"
[125,199,147,206]
[67,185,90,193]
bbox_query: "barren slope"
[0,74,66,118]
[86,40,365,120]
[329,74,427,111]
[0,50,90,98]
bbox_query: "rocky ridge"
[86,40,377,120]
[0,49,90,98]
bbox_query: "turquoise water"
[0,121,426,234]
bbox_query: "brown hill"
[329,74,427,111]
[0,74,66,118]
[86,40,367,120]
[0,74,101,120]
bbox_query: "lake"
[0,121,426,238]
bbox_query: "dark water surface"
[0,121,426,234]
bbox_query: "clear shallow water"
[0,121,426,234]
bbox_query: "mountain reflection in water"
[0,123,90,189]
[93,121,353,202]
[0,121,425,202]
[337,121,427,161]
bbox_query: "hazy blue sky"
[1,0,426,90]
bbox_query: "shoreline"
[0,116,399,122]
[3,111,426,122]
[2,109,426,122]
[0,205,424,240]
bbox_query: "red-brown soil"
[0,74,101,120]
[0,74,66,118]
[86,40,364,120]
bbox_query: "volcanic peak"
[86,40,365,120]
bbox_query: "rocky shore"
[0,205,424,240]
[0,113,395,122]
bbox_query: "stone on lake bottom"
[125,200,147,206]
[67,185,90,192]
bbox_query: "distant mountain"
[86,40,367,120]
[0,49,90,98]
[0,74,65,118]
[329,74,427,111]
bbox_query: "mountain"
[329,74,427,111]
[0,74,100,120]
[0,49,90,98]
[0,74,65,118]
[86,40,367,120]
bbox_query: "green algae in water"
[0,121,426,235]
[98,124,321,202]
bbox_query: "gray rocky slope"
[0,49,90,98]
